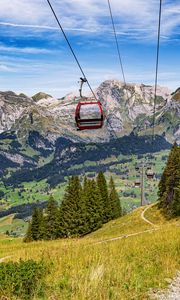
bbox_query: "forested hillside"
[25,173,122,241]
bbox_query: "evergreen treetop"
[84,178,103,233]
[58,176,85,237]
[158,142,180,216]
[25,173,122,242]
[97,171,111,223]
[109,176,122,219]
[45,195,58,240]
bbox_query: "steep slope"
[0,205,179,300]
[0,92,34,134]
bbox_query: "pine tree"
[158,143,180,216]
[171,184,180,216]
[84,179,103,233]
[109,176,122,219]
[169,144,180,216]
[83,175,88,192]
[158,144,174,208]
[97,172,111,223]
[44,195,58,240]
[37,208,45,240]
[26,208,44,241]
[24,221,33,242]
[58,176,86,237]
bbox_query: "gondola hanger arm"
[78,77,87,99]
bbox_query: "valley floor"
[0,204,180,300]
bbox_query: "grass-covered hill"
[0,204,179,299]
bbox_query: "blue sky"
[0,0,179,97]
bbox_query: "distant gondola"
[146,168,155,179]
[134,179,141,187]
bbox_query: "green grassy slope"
[0,215,28,235]
[0,204,179,300]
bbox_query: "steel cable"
[46,0,119,139]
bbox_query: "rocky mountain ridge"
[0,80,179,144]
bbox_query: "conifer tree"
[24,221,33,242]
[25,208,44,241]
[97,172,111,223]
[58,176,86,237]
[44,195,58,240]
[171,184,180,216]
[83,175,88,192]
[158,143,180,216]
[169,144,180,216]
[37,208,45,240]
[109,176,122,219]
[158,144,176,208]
[84,179,103,233]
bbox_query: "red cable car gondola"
[75,101,104,130]
[75,78,104,130]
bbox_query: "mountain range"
[0,80,179,187]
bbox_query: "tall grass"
[0,205,179,299]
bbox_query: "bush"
[0,259,47,299]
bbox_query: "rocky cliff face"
[97,81,177,140]
[0,92,34,134]
[0,80,179,145]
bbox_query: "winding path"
[95,228,158,244]
[95,204,158,245]
[140,204,157,227]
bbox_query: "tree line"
[158,142,180,216]
[24,172,122,241]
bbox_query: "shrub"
[0,259,47,299]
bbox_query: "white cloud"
[0,0,179,41]
[0,22,58,31]
[0,45,51,54]
[0,64,14,72]
[0,21,99,34]
[0,52,178,97]
[0,0,49,23]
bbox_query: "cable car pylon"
[135,162,154,206]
